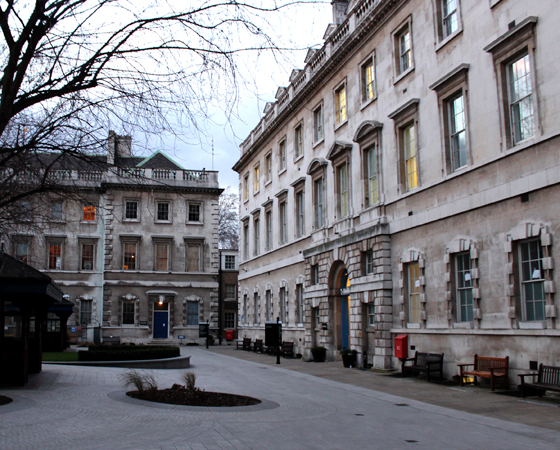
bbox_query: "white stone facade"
[233,0,560,381]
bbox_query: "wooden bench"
[519,364,560,398]
[242,337,252,351]
[401,351,444,382]
[458,354,509,391]
[236,339,244,350]
[103,336,121,345]
[280,341,294,358]
[253,339,264,353]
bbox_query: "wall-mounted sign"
[178,335,185,339]
[321,323,328,330]
[140,321,147,326]
[199,322,209,338]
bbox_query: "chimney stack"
[332,0,349,25]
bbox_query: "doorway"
[153,301,169,339]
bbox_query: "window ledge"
[186,221,203,226]
[265,180,272,187]
[435,28,463,52]
[393,66,414,85]
[518,321,547,330]
[334,120,348,132]
[278,168,287,176]
[294,155,304,164]
[360,96,377,111]
[124,219,141,223]
[406,323,421,329]
[453,321,474,329]
[313,138,325,149]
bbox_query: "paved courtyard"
[1,346,559,450]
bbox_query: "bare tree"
[219,186,239,250]
[0,0,322,234]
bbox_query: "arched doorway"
[329,262,351,352]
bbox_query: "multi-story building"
[5,131,222,344]
[233,0,560,379]
[218,249,239,342]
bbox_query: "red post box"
[225,330,234,341]
[394,335,408,359]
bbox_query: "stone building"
[218,249,239,342]
[5,131,222,344]
[233,0,560,380]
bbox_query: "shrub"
[79,346,179,362]
[119,370,158,399]
[182,372,197,391]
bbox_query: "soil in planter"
[127,387,261,407]
[0,395,13,406]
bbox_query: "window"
[50,200,63,221]
[253,164,260,194]
[266,290,272,321]
[265,210,272,251]
[361,56,376,103]
[243,222,249,259]
[243,294,249,325]
[243,173,249,201]
[365,145,378,206]
[508,54,534,144]
[253,293,259,325]
[280,287,287,324]
[313,178,324,229]
[83,203,96,221]
[311,264,319,285]
[367,303,375,327]
[80,242,95,271]
[295,190,304,238]
[335,83,347,125]
[265,152,272,183]
[224,312,235,329]
[294,124,303,159]
[154,242,169,271]
[363,251,374,275]
[519,240,545,322]
[48,242,62,270]
[123,242,138,270]
[483,17,538,149]
[393,18,414,79]
[441,0,459,38]
[455,252,473,322]
[225,255,236,270]
[187,301,199,325]
[315,307,320,328]
[186,242,202,272]
[407,262,421,323]
[279,140,287,172]
[402,123,418,191]
[253,217,260,255]
[188,203,202,222]
[336,162,349,218]
[122,301,135,325]
[279,200,287,245]
[225,284,236,300]
[313,104,324,143]
[296,284,303,324]
[80,300,92,325]
[156,201,170,222]
[14,241,30,264]
[448,93,467,171]
[125,200,139,220]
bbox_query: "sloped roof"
[136,151,185,170]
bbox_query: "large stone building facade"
[5,132,222,344]
[233,0,560,380]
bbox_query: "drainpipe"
[218,250,223,345]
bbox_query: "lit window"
[403,124,418,191]
[83,204,96,221]
[123,242,137,270]
[361,57,375,103]
[335,84,347,125]
[253,164,260,194]
[49,243,62,270]
[81,243,95,270]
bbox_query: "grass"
[42,352,79,362]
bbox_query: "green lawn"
[42,352,79,362]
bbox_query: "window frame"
[242,220,249,260]
[50,200,64,222]
[224,284,237,300]
[224,255,236,270]
[265,290,272,322]
[153,240,171,272]
[185,240,203,272]
[294,122,304,161]
[296,283,304,324]
[265,151,272,184]
[122,240,139,271]
[313,102,324,145]
[187,201,203,224]
[47,239,64,270]
[279,198,288,245]
[243,173,249,202]
[335,161,349,219]
[82,203,96,222]
[253,163,260,195]
[518,239,546,322]
[313,177,324,230]
[367,303,375,327]
[454,252,474,323]
[253,215,260,256]
[224,312,236,329]
[278,138,287,173]
[13,237,31,265]
[124,199,140,222]
[360,53,377,107]
[79,240,96,271]
[434,0,463,49]
[392,17,414,82]
[295,187,305,238]
[80,299,93,325]
[265,208,273,251]
[186,301,199,326]
[406,262,422,324]
[122,300,136,325]
[334,80,348,128]
[155,200,171,223]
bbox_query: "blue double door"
[153,311,169,339]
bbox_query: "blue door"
[153,311,168,339]
[340,270,350,351]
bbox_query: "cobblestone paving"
[1,346,559,450]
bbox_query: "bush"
[182,372,197,390]
[79,346,180,362]
[119,370,158,399]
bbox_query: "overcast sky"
[156,2,332,192]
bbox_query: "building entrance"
[153,301,169,339]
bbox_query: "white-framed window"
[393,18,414,79]
[364,251,374,275]
[225,255,236,270]
[80,241,95,271]
[313,177,324,229]
[224,312,235,329]
[48,241,63,270]
[407,262,421,323]
[336,162,349,218]
[80,300,92,325]
[266,290,272,321]
[187,301,199,326]
[508,53,534,144]
[265,152,272,183]
[367,303,375,327]
[253,163,260,194]
[402,123,418,191]
[124,200,139,221]
[279,200,287,245]
[154,242,170,271]
[243,173,249,202]
[225,284,236,300]
[265,209,272,251]
[334,82,347,126]
[294,123,303,159]
[361,55,376,104]
[279,139,287,172]
[441,0,459,38]
[455,252,473,322]
[519,240,545,322]
[313,103,324,143]
[82,203,96,222]
[187,202,203,223]
[295,189,305,238]
[448,93,467,171]
[186,242,202,272]
[123,242,138,270]
[156,201,171,222]
[296,283,304,324]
